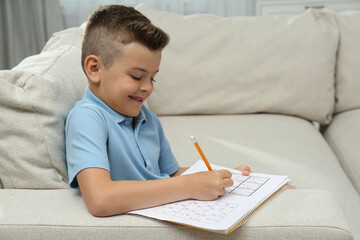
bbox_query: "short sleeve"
[159,137,179,176]
[153,115,179,176]
[65,106,110,188]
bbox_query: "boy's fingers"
[215,169,232,178]
[218,188,226,196]
[223,178,234,188]
[236,165,251,175]
[242,166,251,172]
[242,169,250,176]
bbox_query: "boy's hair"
[81,5,169,71]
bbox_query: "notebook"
[129,160,290,234]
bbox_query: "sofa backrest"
[332,11,360,114]
[138,5,340,125]
[0,6,359,189]
[0,28,87,188]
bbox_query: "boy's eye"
[131,75,141,81]
[131,75,156,83]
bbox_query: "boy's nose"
[140,78,153,92]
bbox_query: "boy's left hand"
[235,166,296,189]
[235,165,251,176]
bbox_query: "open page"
[129,160,290,234]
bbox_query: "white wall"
[59,0,255,28]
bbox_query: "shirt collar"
[83,87,147,124]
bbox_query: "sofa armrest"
[323,109,360,194]
[0,189,353,240]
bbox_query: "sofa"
[0,4,359,240]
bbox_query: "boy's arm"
[170,167,188,177]
[77,167,233,217]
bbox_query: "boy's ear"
[84,55,101,84]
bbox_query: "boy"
[65,5,251,217]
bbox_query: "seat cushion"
[159,114,360,238]
[323,109,360,195]
[0,188,353,240]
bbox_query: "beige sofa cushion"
[333,11,360,114]
[42,27,83,51]
[0,28,87,188]
[159,114,360,237]
[138,5,338,124]
[323,109,360,195]
[0,189,353,239]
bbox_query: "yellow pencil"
[190,136,213,171]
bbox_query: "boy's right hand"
[186,170,233,201]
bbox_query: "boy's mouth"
[129,95,144,103]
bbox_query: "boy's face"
[90,42,161,117]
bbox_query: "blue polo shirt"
[65,87,179,188]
